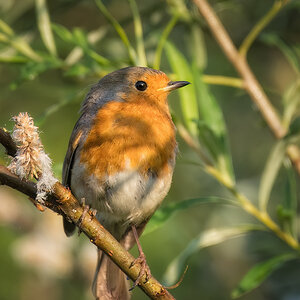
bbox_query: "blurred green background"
[1,0,300,299]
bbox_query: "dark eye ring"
[135,81,147,91]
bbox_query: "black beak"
[158,80,190,92]
[167,81,191,91]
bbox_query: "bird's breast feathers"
[71,100,176,227]
[80,100,176,179]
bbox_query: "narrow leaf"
[145,197,238,235]
[52,23,74,43]
[35,0,57,56]
[95,0,137,64]
[0,19,14,36]
[193,65,235,183]
[153,14,178,69]
[165,41,199,136]
[277,159,298,237]
[232,253,297,298]
[163,225,265,285]
[282,79,300,129]
[10,37,42,62]
[35,90,85,126]
[128,0,147,66]
[10,57,62,89]
[190,24,207,70]
[258,140,287,212]
[260,33,299,74]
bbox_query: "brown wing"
[62,124,83,236]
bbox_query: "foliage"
[1,0,300,299]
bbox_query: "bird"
[62,66,190,300]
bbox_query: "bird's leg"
[129,225,152,289]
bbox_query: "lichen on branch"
[7,112,57,202]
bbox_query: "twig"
[0,128,175,300]
[153,14,179,69]
[202,75,244,89]
[192,0,300,176]
[0,128,17,156]
[239,0,289,57]
[193,0,285,138]
[177,106,299,250]
[94,0,137,65]
[129,0,147,66]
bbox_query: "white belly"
[70,158,173,237]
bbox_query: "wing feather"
[62,122,83,236]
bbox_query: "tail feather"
[93,250,130,300]
[63,217,76,237]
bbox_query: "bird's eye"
[135,81,147,91]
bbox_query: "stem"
[0,19,14,36]
[177,123,299,250]
[239,0,288,57]
[128,0,147,66]
[94,0,137,64]
[202,75,244,89]
[153,14,179,69]
[193,0,300,176]
[206,167,299,250]
[231,187,299,250]
[35,0,57,56]
[0,32,42,62]
[193,0,285,139]
[177,122,212,166]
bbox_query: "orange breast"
[80,100,176,179]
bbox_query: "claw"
[77,199,89,235]
[129,225,152,290]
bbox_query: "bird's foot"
[129,251,152,290]
[129,225,152,290]
[77,199,89,235]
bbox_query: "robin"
[62,66,190,300]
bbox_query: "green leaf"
[63,63,91,78]
[153,14,178,69]
[190,24,207,70]
[72,28,89,49]
[0,19,14,36]
[128,0,147,66]
[94,0,137,64]
[35,90,85,126]
[277,159,297,237]
[9,36,42,62]
[145,197,238,235]
[0,55,28,63]
[52,23,74,44]
[232,253,297,298]
[165,41,199,136]
[193,65,235,184]
[35,0,57,56]
[52,24,110,66]
[258,140,287,212]
[260,33,299,74]
[165,42,234,183]
[286,116,300,138]
[282,79,300,129]
[163,225,265,285]
[10,56,62,89]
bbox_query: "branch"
[192,0,300,176]
[239,0,289,57]
[0,128,17,156]
[202,75,244,89]
[0,127,175,300]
